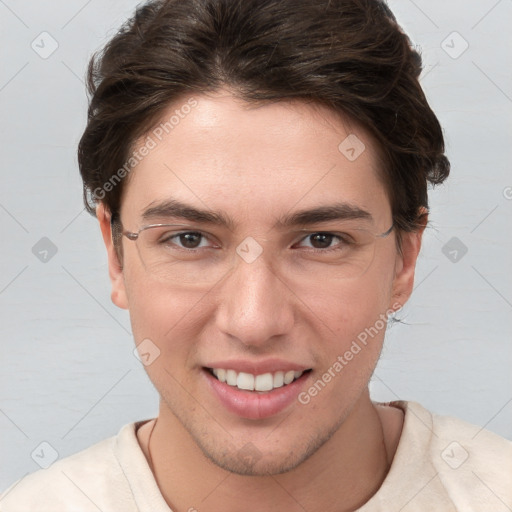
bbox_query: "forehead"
[121,90,391,228]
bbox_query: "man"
[2,0,511,510]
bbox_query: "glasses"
[112,217,394,288]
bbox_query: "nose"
[214,251,295,349]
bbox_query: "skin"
[98,88,426,512]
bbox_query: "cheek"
[122,258,205,361]
[299,278,393,411]
[299,271,393,342]
[126,280,209,398]
[295,250,397,383]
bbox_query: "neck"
[141,391,402,512]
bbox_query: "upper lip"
[204,359,311,375]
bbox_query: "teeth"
[237,372,255,391]
[273,371,284,388]
[213,368,226,383]
[255,373,273,391]
[211,368,305,392]
[284,370,295,385]
[226,369,237,386]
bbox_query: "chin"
[201,445,308,476]
[194,424,337,477]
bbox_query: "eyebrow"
[140,198,373,230]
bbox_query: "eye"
[295,232,348,251]
[160,231,214,250]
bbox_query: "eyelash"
[161,231,350,253]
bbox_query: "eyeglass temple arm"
[379,223,394,238]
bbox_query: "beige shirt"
[1,401,511,511]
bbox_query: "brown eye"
[308,233,335,249]
[296,232,343,251]
[158,231,211,250]
[178,232,203,249]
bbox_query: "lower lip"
[203,369,311,420]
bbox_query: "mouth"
[206,367,311,393]
[202,365,313,420]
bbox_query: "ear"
[389,208,428,312]
[97,203,129,310]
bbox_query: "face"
[99,89,424,476]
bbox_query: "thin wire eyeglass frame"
[110,216,395,280]
[112,217,394,247]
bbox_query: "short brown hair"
[78,0,449,241]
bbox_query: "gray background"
[1,0,511,491]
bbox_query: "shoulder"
[0,422,143,512]
[406,401,512,510]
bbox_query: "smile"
[209,368,308,392]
